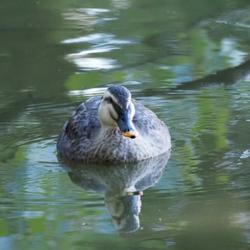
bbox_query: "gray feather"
[57,94,171,163]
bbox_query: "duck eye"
[104,96,122,116]
[104,97,114,104]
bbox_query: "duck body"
[57,86,171,163]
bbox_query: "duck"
[57,85,171,163]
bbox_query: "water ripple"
[68,87,107,97]
[69,57,118,70]
[63,32,134,70]
[63,8,113,28]
[62,33,113,45]
[67,46,119,57]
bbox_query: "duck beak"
[122,130,137,139]
[117,111,137,139]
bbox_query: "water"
[0,0,250,249]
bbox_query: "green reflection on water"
[0,0,250,249]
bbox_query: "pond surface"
[0,0,250,249]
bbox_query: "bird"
[57,85,171,163]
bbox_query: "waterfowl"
[57,85,171,163]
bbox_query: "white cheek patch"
[108,104,118,121]
[99,102,118,126]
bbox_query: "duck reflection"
[62,151,170,233]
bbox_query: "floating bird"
[57,85,171,163]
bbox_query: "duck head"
[98,85,138,139]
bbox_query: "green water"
[0,0,250,249]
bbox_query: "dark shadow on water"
[139,58,250,100]
[175,58,250,90]
[60,151,170,233]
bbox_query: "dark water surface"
[0,0,250,249]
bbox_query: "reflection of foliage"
[11,147,27,165]
[0,0,74,98]
[193,87,229,152]
[0,0,250,248]
[65,72,102,90]
[189,29,227,76]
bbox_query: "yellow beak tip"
[122,131,137,139]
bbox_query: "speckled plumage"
[57,93,171,163]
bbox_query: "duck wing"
[132,100,168,136]
[64,96,101,140]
